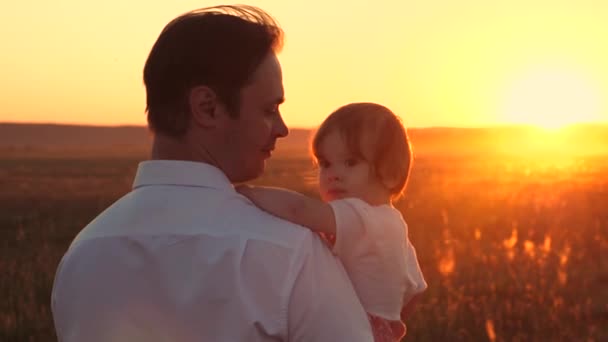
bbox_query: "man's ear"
[189,86,218,128]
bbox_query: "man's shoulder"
[226,194,324,250]
[72,188,326,254]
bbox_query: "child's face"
[316,129,392,205]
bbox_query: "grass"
[1,151,606,341]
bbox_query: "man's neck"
[151,134,190,160]
[151,132,234,183]
[150,133,219,164]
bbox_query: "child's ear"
[381,173,400,191]
[189,86,218,128]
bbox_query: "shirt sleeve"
[329,198,369,259]
[286,233,374,342]
[402,239,428,304]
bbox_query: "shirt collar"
[132,160,234,191]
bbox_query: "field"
[1,147,607,341]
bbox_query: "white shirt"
[51,160,373,342]
[330,198,427,321]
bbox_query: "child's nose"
[327,171,341,182]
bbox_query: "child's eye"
[345,158,358,167]
[318,160,330,169]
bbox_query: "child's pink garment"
[369,314,406,342]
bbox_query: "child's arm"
[236,185,336,234]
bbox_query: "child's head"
[311,102,412,203]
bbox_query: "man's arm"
[236,185,336,234]
[287,234,373,341]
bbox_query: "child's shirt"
[328,198,427,321]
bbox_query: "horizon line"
[2,121,607,130]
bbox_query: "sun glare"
[501,66,602,129]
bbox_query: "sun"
[500,65,602,130]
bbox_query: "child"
[237,102,427,341]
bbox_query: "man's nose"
[274,114,288,138]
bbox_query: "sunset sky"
[1,0,607,128]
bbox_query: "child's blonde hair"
[311,102,413,200]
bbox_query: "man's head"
[144,5,287,182]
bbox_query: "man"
[51,5,373,341]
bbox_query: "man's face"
[219,53,288,183]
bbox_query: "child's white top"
[329,198,427,321]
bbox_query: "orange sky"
[1,0,607,128]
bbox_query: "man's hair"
[312,103,413,199]
[143,5,284,137]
